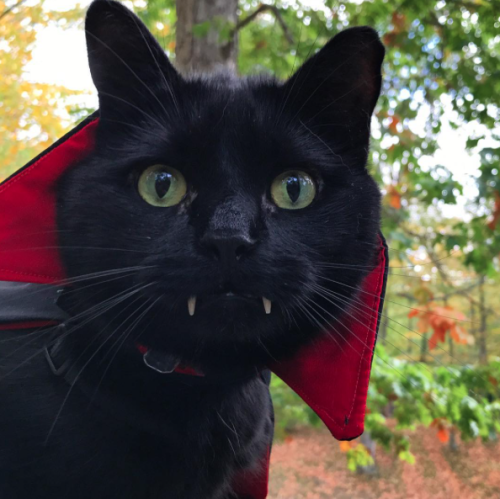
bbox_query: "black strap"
[0,279,259,389]
[43,325,71,376]
[0,281,68,324]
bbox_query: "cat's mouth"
[186,293,272,316]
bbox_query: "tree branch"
[0,0,28,23]
[234,4,294,45]
[400,225,500,320]
[397,279,483,303]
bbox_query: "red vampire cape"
[0,114,388,499]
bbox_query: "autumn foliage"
[431,418,450,443]
[0,1,83,180]
[408,304,474,351]
[386,184,402,209]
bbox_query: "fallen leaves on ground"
[269,425,500,499]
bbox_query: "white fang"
[263,297,272,314]
[188,296,197,316]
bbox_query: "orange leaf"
[437,428,449,443]
[429,325,447,350]
[388,116,400,134]
[410,303,472,350]
[339,441,352,452]
[383,32,398,47]
[428,332,439,351]
[432,306,467,322]
[386,185,402,209]
[450,325,474,345]
[392,12,406,32]
[417,316,431,334]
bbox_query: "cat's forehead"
[183,76,283,131]
[159,77,301,173]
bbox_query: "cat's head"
[57,0,385,373]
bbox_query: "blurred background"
[1,0,499,497]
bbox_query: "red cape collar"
[0,115,388,497]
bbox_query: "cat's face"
[57,1,384,371]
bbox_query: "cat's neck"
[45,324,261,429]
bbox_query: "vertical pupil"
[155,172,172,198]
[286,176,301,203]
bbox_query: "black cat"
[0,1,384,497]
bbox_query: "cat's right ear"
[85,0,181,120]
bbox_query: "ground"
[268,426,500,499]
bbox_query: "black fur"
[0,1,384,498]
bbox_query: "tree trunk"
[420,332,427,363]
[357,432,378,475]
[443,297,454,359]
[470,299,476,337]
[408,299,413,354]
[478,275,488,365]
[448,333,454,359]
[175,0,238,74]
[449,427,459,452]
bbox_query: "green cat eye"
[271,171,317,210]
[138,165,187,207]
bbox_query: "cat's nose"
[201,194,258,265]
[202,233,256,265]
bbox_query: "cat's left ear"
[282,27,385,167]
[85,0,181,119]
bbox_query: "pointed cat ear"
[85,0,180,120]
[283,27,385,166]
